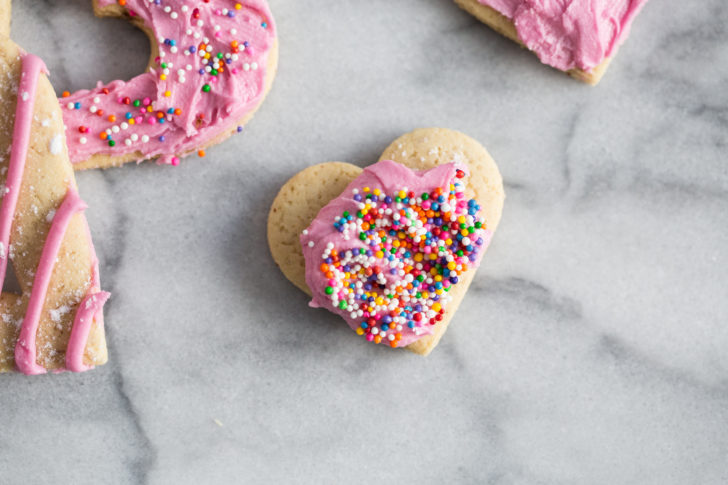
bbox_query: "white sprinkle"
[21,91,29,102]
[49,134,63,155]
[79,137,87,145]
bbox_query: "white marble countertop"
[2,1,727,483]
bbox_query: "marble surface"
[1,0,727,483]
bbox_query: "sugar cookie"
[60,0,278,169]
[268,128,505,355]
[455,0,649,85]
[0,37,108,374]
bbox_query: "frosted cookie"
[59,0,278,169]
[455,0,649,84]
[268,128,505,355]
[0,36,109,374]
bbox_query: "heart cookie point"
[269,128,505,355]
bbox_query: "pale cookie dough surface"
[69,1,279,171]
[454,0,610,85]
[0,37,106,372]
[268,128,504,355]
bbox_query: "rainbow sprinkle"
[316,168,488,348]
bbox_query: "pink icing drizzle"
[62,0,276,165]
[5,54,108,375]
[477,0,649,71]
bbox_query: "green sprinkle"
[325,286,334,295]
[133,99,141,107]
[202,84,211,93]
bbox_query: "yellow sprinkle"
[375,251,384,259]
[432,303,441,312]
[398,190,406,199]
[458,216,466,224]
[159,74,167,81]
[414,253,423,262]
[434,275,442,282]
[235,3,242,9]
[373,188,381,196]
[363,187,370,193]
[164,90,171,97]
[447,262,456,270]
[429,253,437,260]
[355,327,365,336]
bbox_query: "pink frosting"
[62,0,276,165]
[4,54,108,375]
[301,160,492,348]
[477,0,649,71]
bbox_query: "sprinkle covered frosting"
[61,0,276,166]
[301,160,492,348]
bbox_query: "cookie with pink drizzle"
[0,35,109,374]
[61,0,277,169]
[454,0,650,84]
[268,128,505,355]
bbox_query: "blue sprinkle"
[228,12,236,18]
[159,135,166,142]
[74,102,81,110]
[237,126,244,132]
[125,112,132,119]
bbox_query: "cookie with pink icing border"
[268,128,505,355]
[58,0,278,169]
[454,0,650,85]
[0,29,109,374]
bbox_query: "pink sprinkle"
[171,157,180,166]
[366,334,374,342]
[143,97,151,106]
[231,68,239,74]
[135,116,143,124]
[148,118,156,125]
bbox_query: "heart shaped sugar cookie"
[268,128,505,355]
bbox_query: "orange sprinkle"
[99,132,108,140]
[62,91,70,98]
[107,115,116,122]
[198,150,205,157]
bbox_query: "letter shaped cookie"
[0,27,108,373]
[60,0,278,169]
